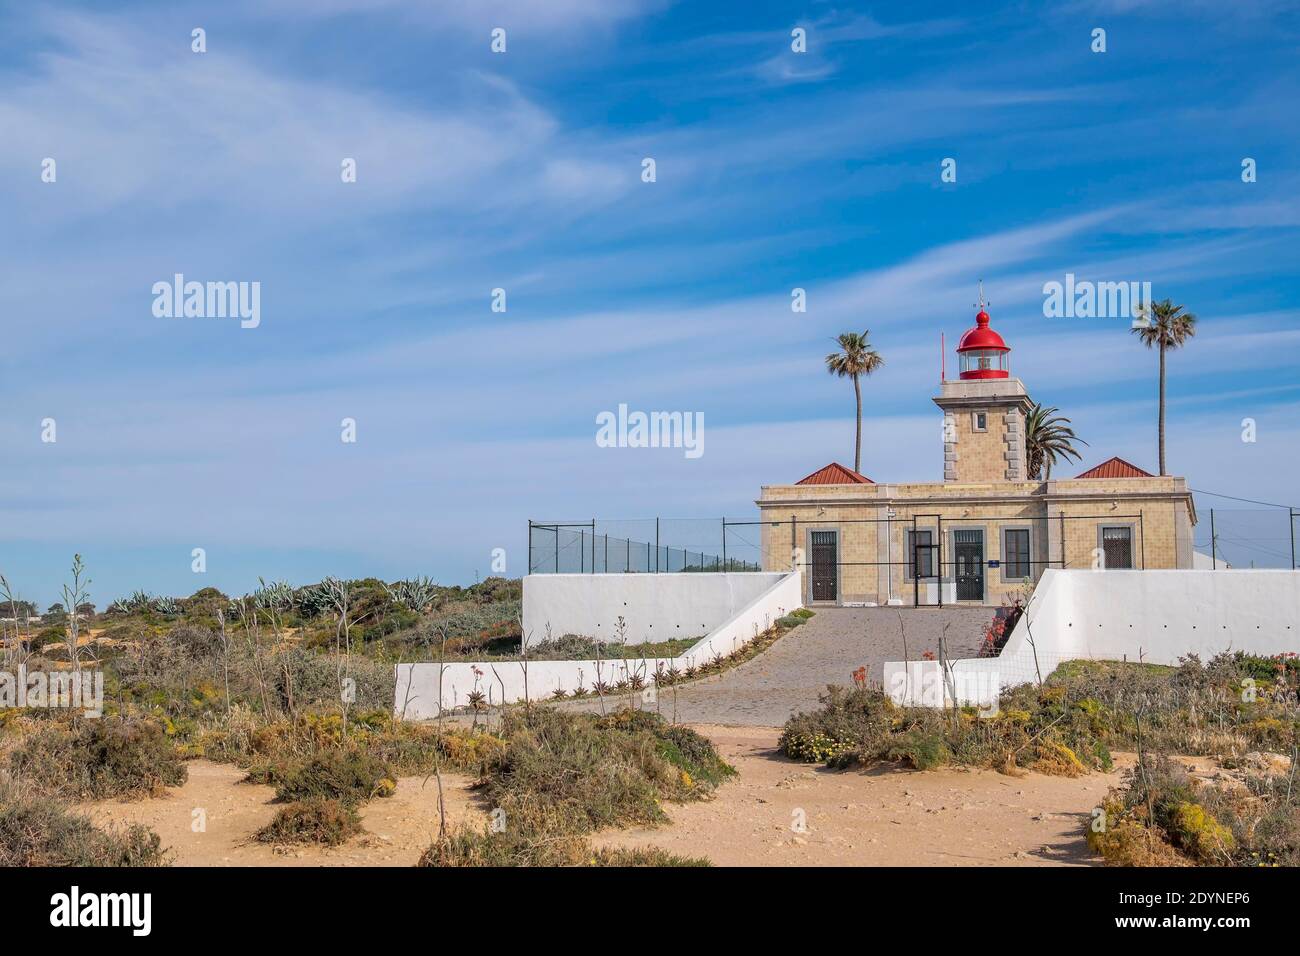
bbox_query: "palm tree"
[1131,298,1197,476]
[825,331,884,475]
[1025,403,1087,480]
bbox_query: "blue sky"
[2,0,1298,605]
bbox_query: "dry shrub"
[271,747,395,807]
[0,782,168,866]
[418,705,732,867]
[8,717,187,800]
[1087,754,1297,867]
[1031,741,1088,777]
[1087,795,1193,867]
[782,655,1300,778]
[256,798,362,846]
[418,827,709,867]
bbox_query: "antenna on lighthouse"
[974,279,989,311]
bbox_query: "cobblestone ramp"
[643,606,991,727]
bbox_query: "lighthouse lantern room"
[956,308,1010,379]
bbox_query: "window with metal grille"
[907,530,934,578]
[1003,528,1030,578]
[1101,526,1133,569]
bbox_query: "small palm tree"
[825,331,884,475]
[1131,298,1197,476]
[1026,403,1087,480]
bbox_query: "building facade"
[757,305,1197,606]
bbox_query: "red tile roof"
[795,462,874,485]
[1074,456,1154,479]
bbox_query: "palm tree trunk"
[1158,341,1167,475]
[853,373,862,474]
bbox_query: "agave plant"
[111,590,155,614]
[383,577,439,613]
[152,596,181,616]
[294,582,335,619]
[254,579,295,613]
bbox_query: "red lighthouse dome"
[956,297,1010,380]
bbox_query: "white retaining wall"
[520,572,787,645]
[396,571,802,718]
[885,569,1300,708]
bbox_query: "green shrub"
[781,730,855,763]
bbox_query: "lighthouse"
[957,306,1010,379]
[934,289,1032,482]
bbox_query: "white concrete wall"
[396,571,802,718]
[885,569,1300,707]
[521,572,788,646]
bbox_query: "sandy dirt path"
[592,725,1126,866]
[80,759,487,867]
[79,725,1126,866]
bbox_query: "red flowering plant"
[978,618,1006,658]
[978,596,1026,658]
[851,666,867,688]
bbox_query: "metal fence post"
[937,514,944,608]
[721,517,727,569]
[1139,510,1146,570]
[1210,508,1217,569]
[1291,508,1296,570]
[912,514,918,608]
[655,517,660,573]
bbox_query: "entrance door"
[810,530,838,602]
[954,530,984,601]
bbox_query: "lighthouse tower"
[934,289,1033,482]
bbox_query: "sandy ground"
[592,725,1128,866]
[80,760,487,867]
[79,724,1128,866]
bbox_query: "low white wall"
[396,571,802,718]
[885,569,1300,707]
[521,572,788,646]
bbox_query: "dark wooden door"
[810,531,838,602]
[954,530,984,601]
